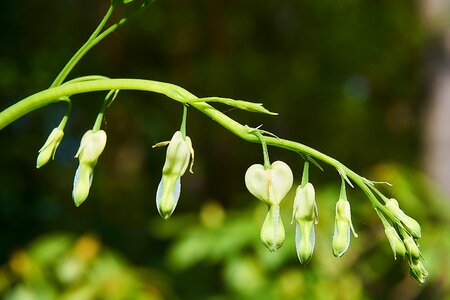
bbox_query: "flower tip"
[36,128,64,168]
[260,205,285,252]
[156,177,181,220]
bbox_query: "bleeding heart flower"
[245,160,293,206]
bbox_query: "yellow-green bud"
[72,130,107,207]
[403,236,421,261]
[409,260,428,284]
[293,183,317,264]
[385,198,421,239]
[332,198,358,257]
[36,128,64,168]
[156,131,193,219]
[245,161,293,206]
[384,226,406,259]
[260,205,285,252]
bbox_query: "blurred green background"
[1,0,449,299]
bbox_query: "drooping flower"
[245,160,293,251]
[72,130,107,207]
[156,131,193,219]
[293,183,318,264]
[332,198,358,257]
[36,128,64,168]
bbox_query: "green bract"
[156,131,193,219]
[72,130,107,207]
[293,183,317,264]
[36,127,64,169]
[244,161,293,206]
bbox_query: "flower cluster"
[245,160,358,263]
[243,153,426,283]
[33,107,427,284]
[381,198,428,283]
[36,127,107,207]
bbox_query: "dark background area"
[0,1,449,299]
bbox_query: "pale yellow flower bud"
[156,131,193,219]
[72,130,107,207]
[293,183,317,264]
[332,198,357,257]
[36,128,64,168]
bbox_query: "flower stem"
[0,77,390,212]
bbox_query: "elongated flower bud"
[385,198,421,239]
[403,236,421,261]
[156,131,193,219]
[245,161,293,206]
[409,259,428,284]
[260,205,285,252]
[293,183,317,264]
[36,128,64,168]
[384,226,406,259]
[332,198,357,257]
[72,130,107,207]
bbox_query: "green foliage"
[0,233,170,299]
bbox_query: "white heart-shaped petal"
[245,160,293,205]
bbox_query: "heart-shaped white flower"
[245,160,293,206]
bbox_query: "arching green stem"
[0,77,389,214]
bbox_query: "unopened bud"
[409,260,428,284]
[72,130,107,207]
[332,198,357,257]
[384,226,406,259]
[404,236,421,261]
[385,198,421,239]
[156,131,193,219]
[245,161,293,206]
[36,128,64,168]
[260,205,285,252]
[293,183,317,264]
